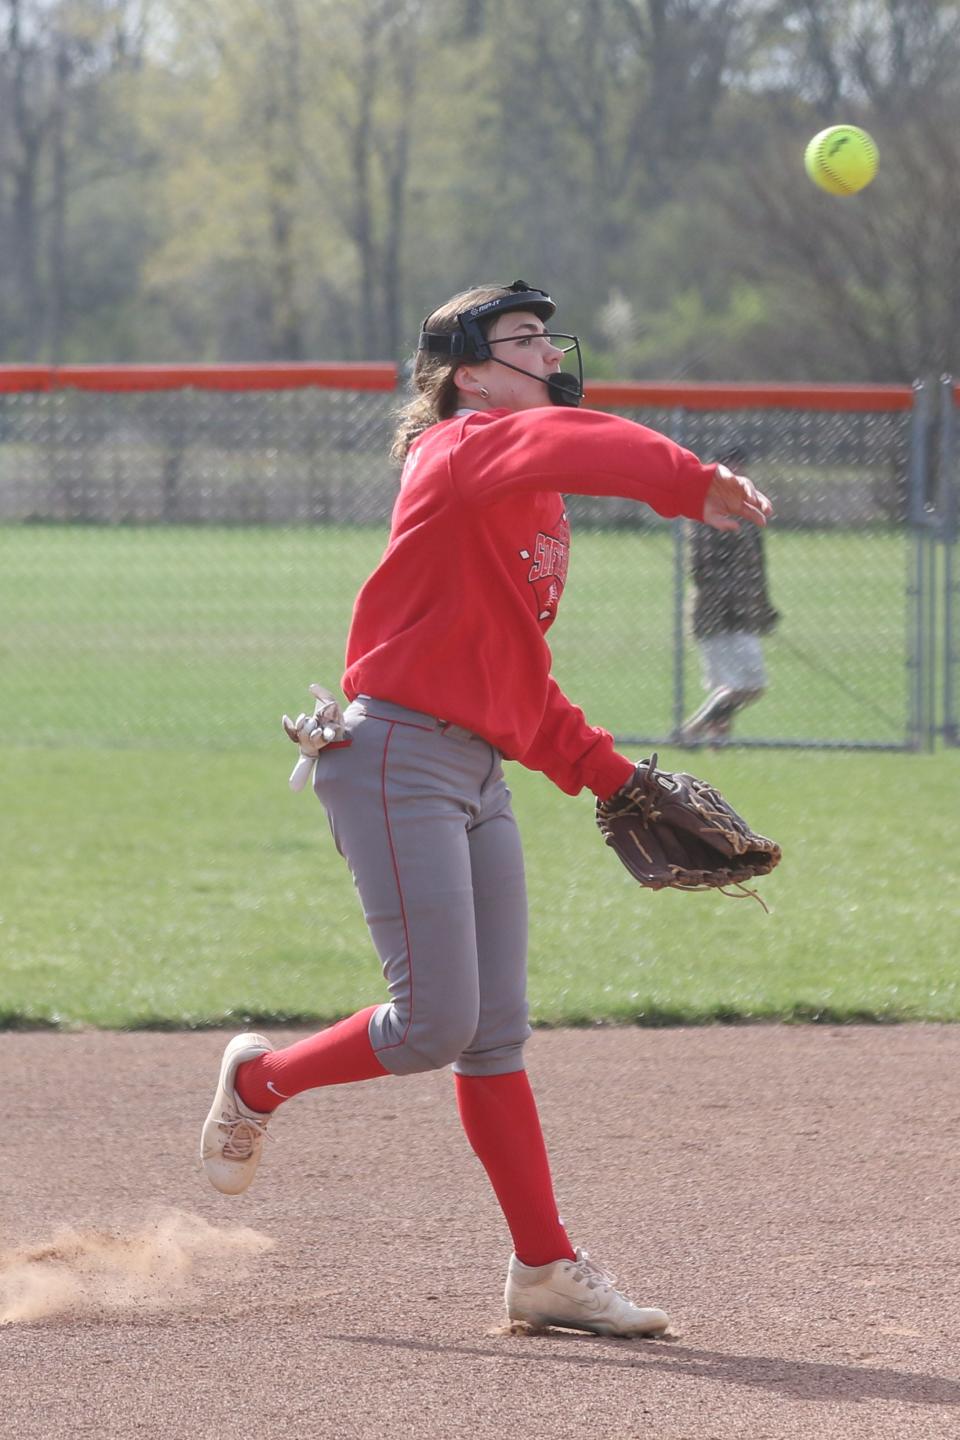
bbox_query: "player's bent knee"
[379,1014,481,1075]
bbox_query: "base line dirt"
[2,1025,959,1439]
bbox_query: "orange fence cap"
[585,380,915,412]
[0,366,915,409]
[0,362,399,393]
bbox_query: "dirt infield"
[2,1025,959,1440]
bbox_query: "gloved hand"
[282,684,346,792]
[596,753,781,904]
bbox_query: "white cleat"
[505,1247,669,1337]
[200,1032,274,1195]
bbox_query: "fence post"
[940,376,957,744]
[907,381,931,749]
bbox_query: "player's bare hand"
[702,465,773,531]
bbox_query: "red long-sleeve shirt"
[342,406,716,798]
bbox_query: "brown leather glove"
[596,754,781,901]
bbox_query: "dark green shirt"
[689,523,780,639]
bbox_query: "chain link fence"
[0,368,954,754]
[0,384,397,526]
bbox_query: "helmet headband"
[418,280,583,406]
[418,280,555,360]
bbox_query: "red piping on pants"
[374,721,414,1055]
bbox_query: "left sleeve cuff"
[590,751,636,802]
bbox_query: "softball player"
[201,281,772,1337]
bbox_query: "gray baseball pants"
[312,696,531,1077]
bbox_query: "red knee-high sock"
[235,1005,388,1112]
[455,1070,576,1268]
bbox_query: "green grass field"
[1,523,956,1029]
[0,523,917,746]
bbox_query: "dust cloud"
[0,1209,273,1324]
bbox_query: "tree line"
[2,0,959,382]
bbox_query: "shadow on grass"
[124,1009,334,1032]
[0,1004,929,1031]
[533,1003,916,1028]
[0,1010,62,1031]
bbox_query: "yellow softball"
[804,125,879,195]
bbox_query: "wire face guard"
[418,281,584,407]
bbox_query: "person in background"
[679,444,780,746]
